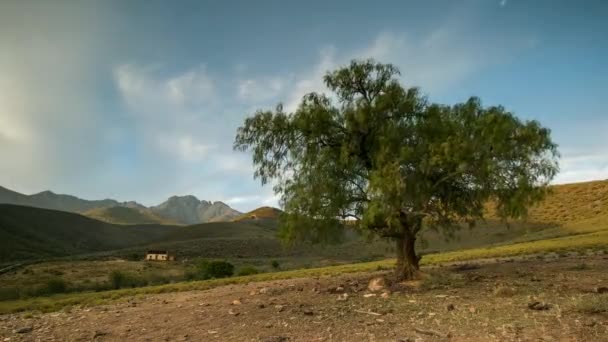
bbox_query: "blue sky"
[0,0,606,211]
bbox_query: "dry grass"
[574,294,608,314]
[485,179,608,225]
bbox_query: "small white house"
[145,250,175,261]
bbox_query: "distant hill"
[0,204,272,262]
[150,196,241,224]
[234,206,283,222]
[2,179,607,264]
[0,186,241,225]
[83,206,179,225]
[0,186,122,213]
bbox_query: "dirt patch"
[1,256,607,341]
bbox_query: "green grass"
[2,229,606,315]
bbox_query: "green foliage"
[196,260,234,280]
[237,266,260,276]
[235,59,559,274]
[271,260,280,269]
[109,271,127,289]
[45,278,67,294]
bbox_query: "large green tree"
[234,60,559,280]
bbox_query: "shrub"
[45,278,67,294]
[238,266,259,276]
[196,260,234,279]
[0,287,20,301]
[271,260,280,269]
[109,270,127,289]
[574,295,608,314]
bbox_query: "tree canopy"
[234,60,559,280]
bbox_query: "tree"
[234,60,559,280]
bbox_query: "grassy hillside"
[83,206,179,225]
[0,205,172,262]
[234,206,282,221]
[527,180,608,223]
[0,205,275,263]
[2,179,607,265]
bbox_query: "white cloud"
[114,64,216,115]
[554,151,608,184]
[237,77,286,102]
[274,28,529,113]
[224,193,279,210]
[500,0,508,8]
[114,64,219,163]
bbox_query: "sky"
[0,0,606,212]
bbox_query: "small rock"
[232,299,242,305]
[368,277,387,292]
[259,287,270,294]
[303,309,314,316]
[93,330,108,338]
[15,327,33,334]
[469,307,477,313]
[228,309,240,316]
[447,304,455,311]
[595,287,608,294]
[528,302,551,311]
[381,292,390,299]
[335,286,344,293]
[364,293,377,298]
[275,304,285,312]
[337,293,349,301]
[260,337,289,342]
[264,322,273,328]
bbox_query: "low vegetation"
[1,228,606,314]
[574,294,608,314]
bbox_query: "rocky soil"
[1,255,607,341]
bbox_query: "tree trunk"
[394,232,420,281]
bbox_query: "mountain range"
[0,186,241,225]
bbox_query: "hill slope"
[2,179,607,264]
[83,206,179,225]
[0,204,271,263]
[234,206,283,221]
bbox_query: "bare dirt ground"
[1,255,607,342]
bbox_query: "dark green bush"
[109,270,127,289]
[271,260,280,269]
[196,260,234,279]
[0,287,20,301]
[45,278,67,294]
[237,266,259,276]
